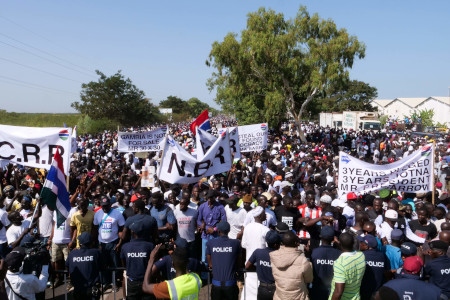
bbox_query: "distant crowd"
[0,116,450,299]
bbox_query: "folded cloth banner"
[238,123,268,152]
[189,109,211,135]
[0,124,71,173]
[117,126,168,152]
[195,127,219,159]
[338,144,433,198]
[218,127,240,159]
[159,131,232,184]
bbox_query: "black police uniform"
[66,247,102,299]
[361,249,390,300]
[424,255,450,298]
[124,214,158,242]
[383,273,443,300]
[154,255,203,280]
[206,236,241,300]
[310,245,341,300]
[120,238,154,300]
[248,248,276,300]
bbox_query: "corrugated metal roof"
[429,96,450,105]
[371,99,395,107]
[394,98,428,108]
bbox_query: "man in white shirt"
[0,199,11,258]
[5,246,50,300]
[241,206,270,300]
[6,211,31,249]
[93,197,125,290]
[224,196,246,239]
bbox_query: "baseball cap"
[436,182,443,188]
[130,222,145,236]
[5,247,26,269]
[78,232,91,246]
[265,230,282,244]
[320,226,335,239]
[430,240,449,252]
[216,221,230,233]
[403,256,423,274]
[400,242,417,256]
[385,209,398,221]
[347,192,358,201]
[379,189,390,199]
[100,197,111,206]
[130,193,143,202]
[285,172,293,179]
[275,222,289,233]
[391,229,404,241]
[357,234,378,248]
[280,181,294,189]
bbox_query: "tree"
[310,80,377,114]
[186,97,210,117]
[71,70,162,127]
[159,96,189,115]
[207,6,365,140]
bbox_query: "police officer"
[120,221,154,300]
[206,221,241,300]
[245,230,281,300]
[65,232,102,299]
[383,256,445,300]
[424,240,450,298]
[358,234,390,300]
[310,226,341,300]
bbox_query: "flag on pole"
[71,125,77,153]
[190,109,211,135]
[40,148,71,227]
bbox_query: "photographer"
[4,246,50,300]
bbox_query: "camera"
[22,240,47,276]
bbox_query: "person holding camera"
[4,246,50,300]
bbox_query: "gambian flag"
[190,109,211,135]
[40,148,71,227]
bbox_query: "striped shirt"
[329,251,366,300]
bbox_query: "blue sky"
[1,1,449,113]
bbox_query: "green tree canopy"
[207,6,365,139]
[310,80,377,115]
[71,70,162,127]
[159,96,189,115]
[186,97,210,117]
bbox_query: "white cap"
[408,146,414,151]
[151,187,161,194]
[320,195,332,204]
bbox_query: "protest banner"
[338,144,433,198]
[0,125,72,173]
[237,123,268,153]
[117,126,167,152]
[159,131,232,184]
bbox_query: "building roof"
[428,96,450,105]
[392,98,428,108]
[371,99,395,107]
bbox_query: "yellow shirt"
[70,210,95,248]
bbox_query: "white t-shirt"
[93,208,125,243]
[39,205,53,238]
[241,222,269,262]
[0,209,11,244]
[6,220,30,246]
[52,210,71,244]
[225,205,247,239]
[173,207,198,242]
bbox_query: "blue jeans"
[99,239,120,285]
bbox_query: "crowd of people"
[0,117,449,300]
